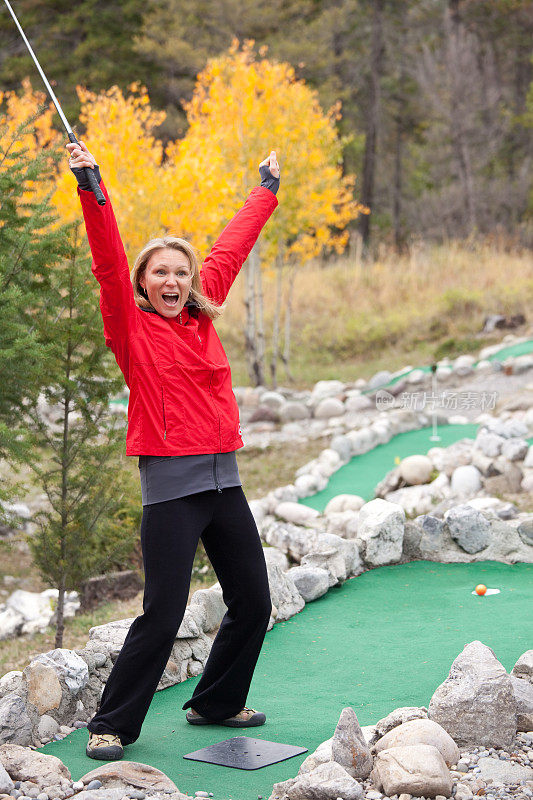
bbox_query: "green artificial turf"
[300,424,480,512]
[40,561,532,799]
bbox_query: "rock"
[275,502,320,526]
[0,744,72,795]
[24,662,62,716]
[249,405,281,423]
[259,391,286,411]
[450,465,482,496]
[474,431,505,458]
[29,649,89,694]
[453,355,476,376]
[367,370,393,390]
[501,438,529,462]
[279,402,311,422]
[286,567,330,602]
[370,744,452,798]
[325,495,365,514]
[263,547,290,572]
[325,510,359,539]
[310,381,346,404]
[189,587,227,632]
[357,499,405,567]
[79,761,181,795]
[373,707,428,740]
[329,436,353,462]
[512,650,533,684]
[0,695,33,745]
[300,533,362,585]
[266,564,305,622]
[298,738,333,774]
[476,755,533,782]
[525,446,533,468]
[485,458,523,494]
[510,675,533,731]
[331,707,373,779]
[345,395,374,413]
[0,671,23,700]
[444,505,491,554]
[371,719,460,767]
[314,398,345,419]
[176,607,202,638]
[428,640,517,747]
[261,520,315,562]
[269,761,363,800]
[79,570,143,613]
[399,456,433,486]
[36,715,60,741]
[518,519,533,547]
[0,761,13,794]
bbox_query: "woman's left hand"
[259,151,280,179]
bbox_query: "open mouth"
[162,293,179,307]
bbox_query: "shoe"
[186,706,266,727]
[86,732,124,760]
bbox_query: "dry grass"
[216,241,533,386]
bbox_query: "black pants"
[87,487,271,746]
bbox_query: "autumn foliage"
[2,42,361,265]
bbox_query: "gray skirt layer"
[138,452,241,506]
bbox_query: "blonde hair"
[131,236,223,320]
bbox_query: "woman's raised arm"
[200,151,280,305]
[67,141,137,383]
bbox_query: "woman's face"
[140,248,193,319]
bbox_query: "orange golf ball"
[475,584,487,596]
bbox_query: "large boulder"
[300,533,362,585]
[428,641,517,747]
[512,649,533,684]
[0,694,33,745]
[0,743,72,795]
[370,744,452,798]
[79,761,183,796]
[269,760,363,800]
[331,707,373,779]
[357,499,405,566]
[189,587,227,632]
[371,718,460,767]
[286,566,329,602]
[373,706,428,741]
[298,738,333,774]
[510,675,533,731]
[266,563,305,622]
[444,505,491,554]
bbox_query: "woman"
[66,139,280,762]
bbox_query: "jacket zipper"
[213,453,222,493]
[161,386,167,440]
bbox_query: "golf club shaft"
[2,0,105,205]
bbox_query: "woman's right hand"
[66,140,97,171]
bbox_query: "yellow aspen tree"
[164,40,364,384]
[53,84,167,259]
[0,79,61,205]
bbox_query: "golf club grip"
[85,167,106,205]
[67,132,106,206]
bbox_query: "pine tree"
[24,222,139,648]
[0,115,66,485]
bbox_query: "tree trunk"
[54,574,65,649]
[359,0,385,250]
[393,118,403,254]
[281,264,295,382]
[446,0,477,233]
[270,247,284,388]
[243,244,264,386]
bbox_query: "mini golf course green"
[40,421,533,798]
[41,561,533,799]
[363,337,533,392]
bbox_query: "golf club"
[2,0,106,205]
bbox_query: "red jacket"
[78,182,278,456]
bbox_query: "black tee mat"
[183,736,308,770]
